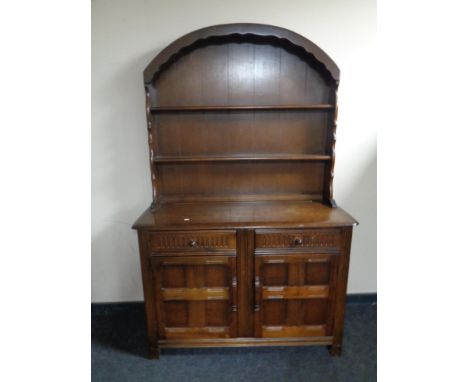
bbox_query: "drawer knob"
[189,240,197,247]
[294,238,303,245]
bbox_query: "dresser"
[132,23,357,359]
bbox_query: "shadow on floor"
[91,303,149,358]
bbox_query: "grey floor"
[92,302,376,382]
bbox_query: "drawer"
[148,230,236,252]
[255,229,341,250]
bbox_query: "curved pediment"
[144,23,339,84]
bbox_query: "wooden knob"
[189,240,197,247]
[294,238,303,245]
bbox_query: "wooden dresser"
[132,23,357,359]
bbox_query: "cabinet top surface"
[133,201,357,230]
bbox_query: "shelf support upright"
[145,83,159,211]
[324,82,339,208]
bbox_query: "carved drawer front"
[148,230,236,252]
[255,229,341,250]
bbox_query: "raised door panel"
[254,253,338,338]
[150,255,237,340]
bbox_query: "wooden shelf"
[150,104,334,113]
[153,155,331,164]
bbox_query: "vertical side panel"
[137,230,159,357]
[151,259,166,340]
[237,229,255,337]
[330,227,353,353]
[325,255,340,336]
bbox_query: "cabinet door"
[150,255,237,340]
[254,253,338,338]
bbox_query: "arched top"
[144,23,340,84]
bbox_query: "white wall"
[92,0,376,302]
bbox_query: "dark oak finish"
[143,24,340,84]
[254,252,339,339]
[150,254,238,340]
[148,230,236,251]
[255,229,341,249]
[236,229,255,337]
[133,24,357,359]
[151,104,334,112]
[134,201,356,230]
[153,154,331,163]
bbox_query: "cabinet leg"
[149,345,160,359]
[327,344,342,356]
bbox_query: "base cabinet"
[137,227,352,359]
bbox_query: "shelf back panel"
[153,42,331,107]
[155,111,329,156]
[158,162,325,203]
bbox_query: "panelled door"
[150,254,238,340]
[254,253,339,338]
